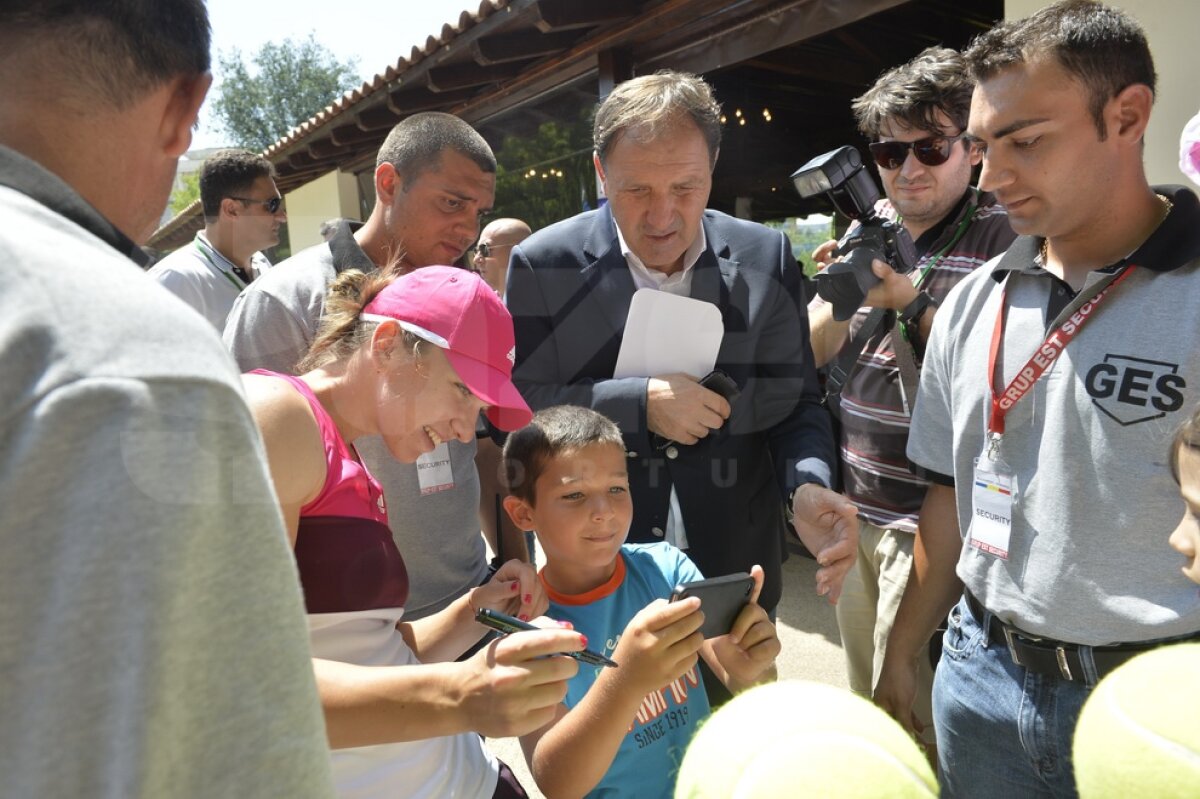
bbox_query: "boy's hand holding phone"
[608,598,705,698]
[707,566,781,690]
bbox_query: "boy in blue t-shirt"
[502,405,780,799]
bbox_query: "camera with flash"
[791,146,917,321]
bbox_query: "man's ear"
[1109,82,1153,145]
[159,72,212,159]
[593,152,607,191]
[376,162,401,207]
[220,196,242,220]
[503,494,536,532]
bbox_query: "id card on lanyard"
[416,442,455,495]
[970,263,1136,559]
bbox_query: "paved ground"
[484,541,850,796]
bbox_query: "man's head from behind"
[472,217,532,296]
[592,71,721,275]
[0,1,213,242]
[200,149,285,253]
[853,47,980,237]
[371,112,497,268]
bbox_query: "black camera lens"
[815,248,884,321]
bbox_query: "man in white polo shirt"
[149,149,284,328]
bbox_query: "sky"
[193,0,476,149]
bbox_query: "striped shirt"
[835,189,1016,531]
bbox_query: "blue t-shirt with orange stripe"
[542,542,710,799]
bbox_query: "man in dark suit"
[506,71,857,614]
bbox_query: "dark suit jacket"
[507,206,834,610]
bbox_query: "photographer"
[793,47,1015,746]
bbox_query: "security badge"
[416,442,454,495]
[969,437,1015,560]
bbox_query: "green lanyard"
[194,239,249,291]
[911,203,978,290]
[898,202,978,342]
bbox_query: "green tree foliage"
[210,34,359,153]
[766,217,836,277]
[168,171,201,215]
[492,110,597,232]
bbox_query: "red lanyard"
[988,266,1136,436]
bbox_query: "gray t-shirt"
[223,228,489,618]
[0,181,333,797]
[909,189,1200,645]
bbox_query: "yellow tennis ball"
[1073,643,1200,798]
[674,680,936,798]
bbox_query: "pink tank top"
[251,370,407,613]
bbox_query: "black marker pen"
[474,608,618,668]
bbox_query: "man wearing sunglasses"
[148,149,285,329]
[798,46,1016,751]
[472,217,531,297]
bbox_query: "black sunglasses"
[231,196,283,213]
[868,133,966,170]
[473,241,517,259]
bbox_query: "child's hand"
[609,597,705,697]
[471,559,547,621]
[710,565,780,688]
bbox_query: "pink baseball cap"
[361,266,532,431]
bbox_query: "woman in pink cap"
[242,266,584,799]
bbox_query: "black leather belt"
[964,591,1199,682]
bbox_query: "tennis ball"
[674,680,936,798]
[1073,643,1200,799]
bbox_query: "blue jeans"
[933,596,1094,798]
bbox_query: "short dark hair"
[853,47,975,140]
[1171,405,1200,485]
[963,0,1155,139]
[375,112,496,188]
[593,70,722,167]
[0,1,210,110]
[199,149,275,220]
[502,406,625,504]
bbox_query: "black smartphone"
[699,368,740,406]
[669,572,754,638]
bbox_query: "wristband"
[899,291,938,325]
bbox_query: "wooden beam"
[306,137,346,160]
[471,29,580,65]
[597,48,632,99]
[531,0,641,33]
[329,123,381,147]
[427,59,529,92]
[389,86,478,114]
[356,105,402,132]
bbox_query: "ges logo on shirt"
[1085,354,1186,425]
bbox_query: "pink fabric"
[250,370,388,525]
[1182,110,1200,188]
[360,265,532,431]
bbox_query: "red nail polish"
[524,593,533,604]
[510,582,519,592]
[519,613,529,622]
[579,635,588,648]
